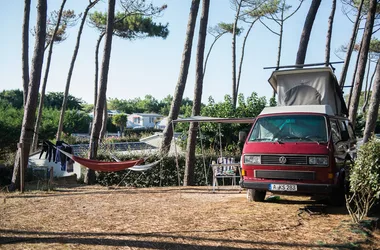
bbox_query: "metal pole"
[172,121,181,186]
[199,127,208,185]
[218,123,223,159]
[18,143,24,193]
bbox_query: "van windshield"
[248,115,327,143]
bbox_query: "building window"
[133,117,141,124]
[149,117,155,123]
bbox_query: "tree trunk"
[86,0,116,185]
[339,0,364,88]
[184,0,209,186]
[276,19,284,69]
[11,0,47,191]
[325,0,336,66]
[56,0,99,141]
[362,57,372,113]
[160,0,200,155]
[295,0,321,65]
[22,0,31,105]
[363,61,380,143]
[363,59,378,113]
[203,31,227,78]
[272,19,284,99]
[94,32,105,106]
[32,0,67,152]
[99,97,108,141]
[347,38,362,111]
[235,19,256,108]
[349,0,377,128]
[231,0,242,108]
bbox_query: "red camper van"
[240,66,356,205]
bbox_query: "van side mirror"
[239,131,247,142]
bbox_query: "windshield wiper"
[272,138,284,144]
[278,136,321,144]
[250,138,273,142]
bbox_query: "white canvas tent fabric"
[268,67,348,116]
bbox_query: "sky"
[0,0,371,106]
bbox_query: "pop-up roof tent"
[268,67,348,116]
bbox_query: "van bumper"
[240,180,336,194]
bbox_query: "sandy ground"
[0,185,379,250]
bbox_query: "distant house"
[157,116,184,130]
[127,113,163,129]
[157,117,168,130]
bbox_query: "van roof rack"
[263,61,344,72]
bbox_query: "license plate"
[269,184,297,191]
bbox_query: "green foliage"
[247,0,281,18]
[0,104,91,163]
[0,89,24,109]
[46,9,78,44]
[269,96,277,107]
[0,103,23,156]
[44,92,84,110]
[63,110,91,134]
[159,95,172,116]
[0,90,84,110]
[82,103,94,113]
[354,38,380,56]
[346,135,380,223]
[175,92,266,154]
[218,22,243,35]
[89,12,169,40]
[352,0,380,15]
[354,113,366,137]
[369,38,380,54]
[38,108,90,140]
[108,95,162,114]
[108,95,191,116]
[112,113,128,133]
[135,95,160,113]
[350,136,380,197]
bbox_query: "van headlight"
[308,156,328,166]
[244,155,261,164]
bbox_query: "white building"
[127,113,163,129]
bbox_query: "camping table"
[211,163,241,192]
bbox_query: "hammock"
[128,160,161,171]
[71,155,144,172]
[110,153,162,172]
[57,148,144,172]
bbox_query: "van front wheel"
[247,189,266,202]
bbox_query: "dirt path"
[0,186,379,249]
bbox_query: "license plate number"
[269,184,297,191]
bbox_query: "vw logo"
[279,156,287,164]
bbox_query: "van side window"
[339,120,349,141]
[345,121,355,139]
[330,120,341,143]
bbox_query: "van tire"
[328,187,345,207]
[247,189,266,202]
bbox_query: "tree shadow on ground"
[1,186,243,199]
[264,197,349,215]
[0,229,367,250]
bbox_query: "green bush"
[346,135,380,223]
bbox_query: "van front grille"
[255,170,315,180]
[261,155,307,165]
